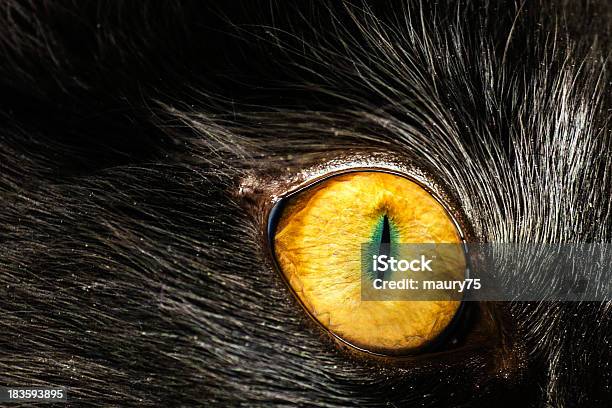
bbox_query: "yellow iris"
[272,171,465,354]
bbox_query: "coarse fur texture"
[0,1,611,407]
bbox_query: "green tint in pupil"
[371,213,398,247]
[366,214,399,281]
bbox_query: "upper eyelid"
[238,151,432,202]
[236,152,474,242]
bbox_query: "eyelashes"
[268,170,467,355]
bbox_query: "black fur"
[0,1,610,406]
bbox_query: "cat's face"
[0,1,610,407]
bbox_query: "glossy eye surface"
[271,171,465,354]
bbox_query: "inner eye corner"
[266,169,475,357]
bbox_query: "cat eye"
[268,170,468,355]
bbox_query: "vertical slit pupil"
[381,215,391,246]
[378,215,391,279]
